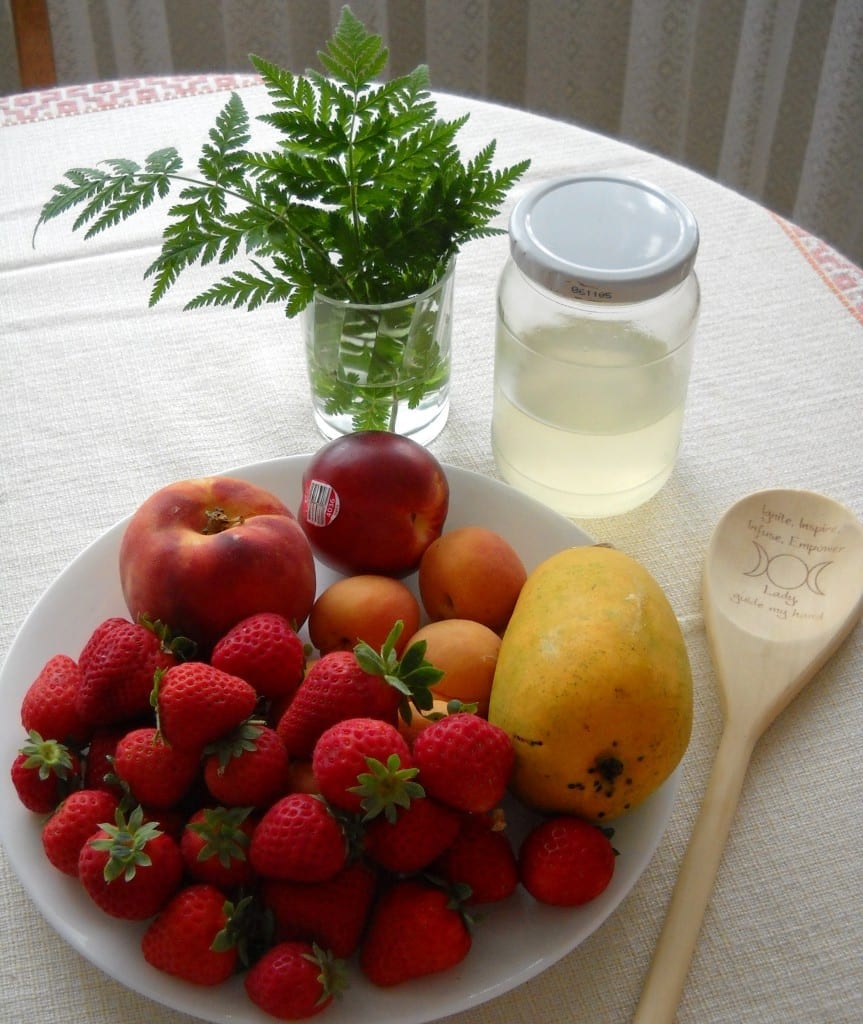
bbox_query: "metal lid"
[509,174,699,303]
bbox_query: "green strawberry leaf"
[349,753,424,823]
[187,805,254,867]
[204,718,265,770]
[19,730,74,781]
[138,612,198,660]
[353,619,444,723]
[216,893,276,966]
[89,804,162,883]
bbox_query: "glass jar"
[492,174,701,518]
[304,259,455,446]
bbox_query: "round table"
[1,75,861,1024]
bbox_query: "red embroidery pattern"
[0,74,261,127]
[773,214,863,325]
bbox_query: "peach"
[410,618,501,717]
[308,575,421,656]
[418,525,527,633]
[119,476,317,655]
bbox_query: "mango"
[488,545,692,821]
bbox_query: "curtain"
[3,0,862,268]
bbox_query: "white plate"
[0,456,679,1024]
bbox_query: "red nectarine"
[299,432,449,577]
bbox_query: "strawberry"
[262,860,377,957]
[41,788,120,876]
[412,712,514,813]
[112,726,201,810]
[211,612,305,702]
[203,720,290,809]
[249,792,348,882]
[10,731,80,813]
[276,652,398,760]
[434,813,519,904]
[518,815,616,906]
[244,940,346,1020]
[311,717,418,817]
[76,616,188,729]
[364,795,461,875]
[277,621,441,758]
[82,727,127,796]
[142,883,240,985]
[180,806,257,889]
[20,653,88,744]
[155,662,258,753]
[360,878,472,987]
[515,815,618,905]
[78,804,184,919]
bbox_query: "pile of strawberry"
[11,611,616,1020]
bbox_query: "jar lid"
[509,174,699,303]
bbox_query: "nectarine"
[299,431,449,576]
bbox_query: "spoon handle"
[632,721,756,1024]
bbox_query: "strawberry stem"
[214,893,275,966]
[187,806,254,866]
[89,804,163,882]
[349,753,425,823]
[353,620,444,723]
[19,730,74,781]
[204,718,265,770]
[305,943,348,1004]
[138,613,198,660]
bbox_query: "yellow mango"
[488,545,692,821]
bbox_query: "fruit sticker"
[304,479,341,527]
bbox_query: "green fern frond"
[184,260,292,312]
[317,6,389,89]
[36,5,530,427]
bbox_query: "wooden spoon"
[633,488,863,1023]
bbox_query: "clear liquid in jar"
[491,320,691,517]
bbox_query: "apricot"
[308,574,421,656]
[397,698,452,747]
[418,526,527,633]
[411,618,502,717]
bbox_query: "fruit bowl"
[0,455,679,1024]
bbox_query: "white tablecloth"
[1,76,862,1024]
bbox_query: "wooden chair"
[11,0,57,90]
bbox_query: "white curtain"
[3,0,862,268]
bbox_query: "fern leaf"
[318,7,388,90]
[184,261,291,312]
[248,54,298,106]
[35,166,118,232]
